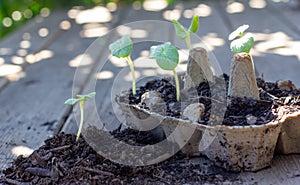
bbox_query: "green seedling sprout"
[65,92,96,141]
[228,24,254,54]
[172,15,199,50]
[109,35,136,95]
[150,43,180,101]
[227,25,260,100]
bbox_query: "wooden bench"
[0,0,299,184]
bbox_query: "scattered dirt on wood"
[1,131,245,184]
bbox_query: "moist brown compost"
[1,131,244,184]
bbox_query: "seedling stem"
[173,69,180,101]
[64,92,96,142]
[125,56,136,95]
[186,34,192,50]
[78,101,84,142]
[109,35,136,95]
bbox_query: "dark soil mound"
[1,131,242,184]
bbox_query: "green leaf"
[76,95,86,100]
[172,20,188,39]
[65,98,80,105]
[150,43,179,71]
[76,92,96,101]
[188,15,199,33]
[230,34,254,53]
[86,92,96,98]
[109,35,132,58]
[228,24,249,41]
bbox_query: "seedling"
[172,15,199,50]
[227,25,259,100]
[109,35,136,95]
[65,92,96,141]
[150,43,180,101]
[228,24,254,54]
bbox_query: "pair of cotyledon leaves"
[109,35,179,71]
[109,16,200,71]
[65,92,96,105]
[229,24,254,54]
[170,22,254,56]
[172,16,254,54]
[172,15,199,40]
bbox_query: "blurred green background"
[0,0,175,40]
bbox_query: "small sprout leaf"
[149,43,180,101]
[64,91,96,142]
[188,16,199,33]
[172,20,188,39]
[76,92,96,101]
[150,43,179,71]
[228,24,249,41]
[64,98,80,105]
[109,35,136,95]
[109,35,132,58]
[76,95,86,100]
[86,92,96,98]
[173,16,199,50]
[230,33,254,53]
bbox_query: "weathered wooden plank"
[266,0,300,35]
[0,10,70,91]
[217,0,300,87]
[240,154,300,184]
[0,11,67,55]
